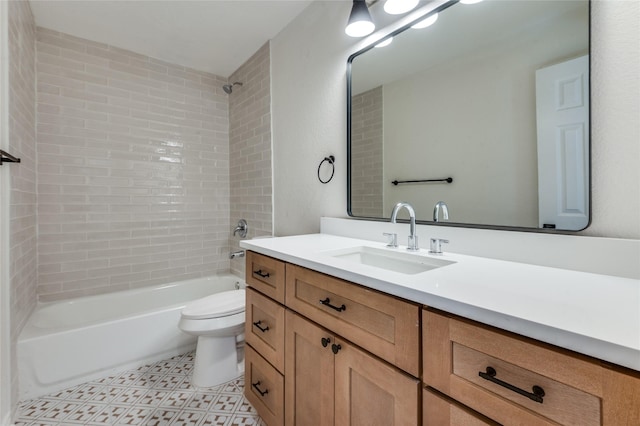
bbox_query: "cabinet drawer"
[285,264,420,377]
[423,388,499,426]
[423,309,603,426]
[245,345,284,426]
[246,288,285,373]
[246,251,286,304]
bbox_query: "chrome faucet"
[433,201,449,222]
[390,202,419,251]
[233,219,248,238]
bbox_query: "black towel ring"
[317,155,335,184]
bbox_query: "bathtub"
[17,274,245,401]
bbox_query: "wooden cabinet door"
[334,336,420,426]
[423,387,498,426]
[245,345,284,426]
[246,251,286,303]
[285,311,335,426]
[286,264,420,376]
[246,288,285,374]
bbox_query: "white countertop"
[241,233,640,371]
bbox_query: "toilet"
[178,289,246,388]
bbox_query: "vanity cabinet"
[244,250,640,426]
[285,310,420,426]
[244,252,421,426]
[423,309,640,425]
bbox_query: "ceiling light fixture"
[345,0,376,37]
[375,37,393,48]
[411,13,439,29]
[460,0,483,4]
[384,0,419,15]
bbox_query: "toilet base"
[191,335,244,388]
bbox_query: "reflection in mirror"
[348,0,590,231]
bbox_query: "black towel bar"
[391,177,452,185]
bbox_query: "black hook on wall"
[0,150,21,166]
[317,155,335,184]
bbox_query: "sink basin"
[321,246,455,275]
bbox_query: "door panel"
[334,339,419,426]
[285,311,335,426]
[536,55,589,230]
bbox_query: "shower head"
[223,82,243,94]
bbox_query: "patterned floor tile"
[110,387,146,405]
[14,351,262,426]
[198,412,233,426]
[61,402,103,424]
[185,392,217,411]
[116,406,155,425]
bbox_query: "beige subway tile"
[38,52,85,71]
[87,265,132,278]
[86,45,132,64]
[61,87,108,104]
[109,271,150,285]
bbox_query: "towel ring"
[318,155,335,184]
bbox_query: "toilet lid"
[181,289,245,319]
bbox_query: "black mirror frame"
[346,0,591,234]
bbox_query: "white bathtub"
[17,274,245,401]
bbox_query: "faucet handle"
[383,232,398,248]
[429,238,449,255]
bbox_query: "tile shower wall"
[351,86,383,218]
[228,42,273,277]
[8,0,37,407]
[36,28,231,301]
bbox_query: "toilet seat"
[181,289,245,320]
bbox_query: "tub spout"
[229,250,245,259]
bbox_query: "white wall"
[589,0,640,238]
[271,0,640,239]
[271,1,350,236]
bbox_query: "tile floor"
[14,352,265,426]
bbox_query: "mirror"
[347,0,590,231]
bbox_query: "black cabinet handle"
[479,366,545,404]
[319,297,346,312]
[253,320,269,333]
[321,337,331,347]
[252,381,269,397]
[253,269,270,278]
[331,343,342,354]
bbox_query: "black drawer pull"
[252,381,269,397]
[331,343,342,354]
[253,320,269,333]
[321,337,331,347]
[253,269,270,278]
[319,297,346,312]
[479,366,545,404]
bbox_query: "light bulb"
[346,20,376,37]
[375,37,393,48]
[411,13,438,29]
[346,1,376,37]
[384,0,419,15]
